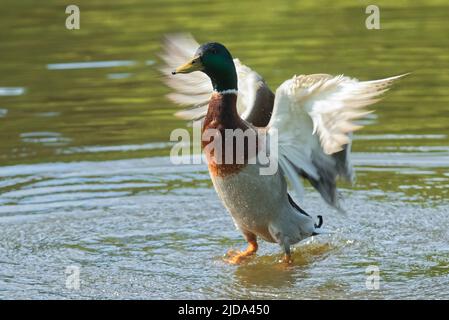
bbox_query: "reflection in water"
[233,242,333,289]
[234,260,297,289]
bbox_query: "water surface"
[0,0,448,299]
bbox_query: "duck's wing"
[267,73,406,209]
[160,34,274,126]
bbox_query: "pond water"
[0,0,448,299]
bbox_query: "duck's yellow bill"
[172,56,203,74]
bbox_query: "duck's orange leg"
[225,233,258,264]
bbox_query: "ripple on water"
[46,60,136,70]
[0,87,26,96]
[34,112,60,118]
[354,134,447,140]
[107,73,133,80]
[20,132,72,147]
[1,0,449,300]
[57,142,173,155]
[351,152,449,167]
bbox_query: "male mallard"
[161,34,405,264]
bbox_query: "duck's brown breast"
[202,92,258,177]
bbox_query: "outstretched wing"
[160,33,274,126]
[268,73,406,208]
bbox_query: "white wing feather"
[269,73,406,207]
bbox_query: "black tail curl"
[312,215,324,236]
[314,215,323,228]
[287,193,324,232]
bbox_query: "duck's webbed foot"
[225,233,258,264]
[225,240,258,264]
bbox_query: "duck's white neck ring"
[214,89,238,95]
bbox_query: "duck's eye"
[211,49,218,54]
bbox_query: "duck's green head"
[172,42,237,92]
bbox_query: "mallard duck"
[161,34,405,264]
